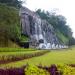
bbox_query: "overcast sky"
[22,0,75,38]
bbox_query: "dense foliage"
[0,0,22,8]
[36,9,73,44]
[0,64,75,75]
[68,37,75,46]
[25,64,49,75]
[0,4,21,47]
[57,64,75,75]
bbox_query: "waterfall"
[20,7,68,49]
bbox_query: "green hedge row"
[0,50,50,64]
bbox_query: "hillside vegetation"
[36,9,73,45]
[0,0,75,47]
[0,0,22,8]
[0,4,21,47]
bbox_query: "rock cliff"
[20,7,68,49]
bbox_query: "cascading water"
[34,17,47,49]
[33,17,68,49]
[33,17,53,49]
[20,7,68,49]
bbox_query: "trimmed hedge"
[0,50,50,64]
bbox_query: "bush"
[25,64,50,75]
[57,64,75,75]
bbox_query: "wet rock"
[20,7,67,49]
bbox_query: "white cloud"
[22,0,75,38]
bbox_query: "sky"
[22,0,75,38]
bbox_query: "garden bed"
[0,50,49,64]
[0,64,75,75]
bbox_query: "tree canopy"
[36,9,73,44]
[0,0,22,8]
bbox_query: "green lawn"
[0,48,48,57]
[0,51,41,55]
[0,47,75,69]
[0,48,49,65]
[0,48,36,52]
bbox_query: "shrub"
[57,64,75,75]
[25,64,50,75]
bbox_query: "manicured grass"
[0,48,36,52]
[0,48,49,65]
[0,50,42,56]
[0,47,75,69]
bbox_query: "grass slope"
[56,30,69,44]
